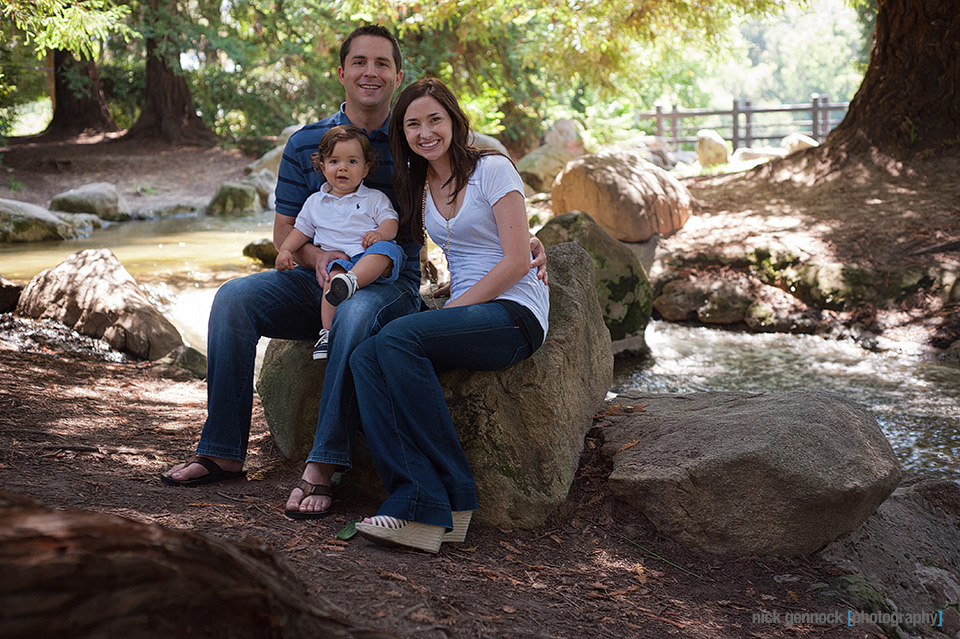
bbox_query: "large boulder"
[49,182,131,221]
[16,249,183,361]
[257,243,613,529]
[0,198,79,243]
[207,182,263,216]
[470,131,510,157]
[537,211,653,344]
[600,390,902,556]
[819,476,960,639]
[550,150,693,243]
[696,129,728,167]
[244,144,285,177]
[544,119,590,156]
[515,144,576,193]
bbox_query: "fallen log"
[0,492,396,639]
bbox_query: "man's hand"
[529,236,548,286]
[315,249,350,284]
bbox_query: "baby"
[276,125,406,360]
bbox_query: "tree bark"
[124,0,216,144]
[826,0,960,157]
[0,492,397,639]
[43,50,118,137]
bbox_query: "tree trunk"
[43,50,118,137]
[124,0,216,145]
[826,0,960,157]
[0,491,397,639]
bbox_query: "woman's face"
[402,95,453,165]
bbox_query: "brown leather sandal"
[160,456,246,487]
[284,479,334,520]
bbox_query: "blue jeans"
[196,265,420,465]
[350,302,534,529]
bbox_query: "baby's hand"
[362,230,383,248]
[276,250,295,271]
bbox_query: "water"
[0,211,274,282]
[614,321,960,481]
[2,218,958,479]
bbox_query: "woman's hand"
[529,236,548,286]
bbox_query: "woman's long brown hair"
[390,78,500,245]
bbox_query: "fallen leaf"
[500,541,521,553]
[377,569,408,582]
[616,439,640,453]
[787,590,799,603]
[635,565,648,584]
[503,605,517,614]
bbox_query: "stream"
[2,215,958,480]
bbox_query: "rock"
[243,239,278,267]
[938,339,960,366]
[781,132,819,155]
[696,129,729,167]
[469,131,510,157]
[653,275,765,326]
[600,390,902,556]
[207,182,263,216]
[544,118,589,156]
[0,275,22,312]
[50,212,106,235]
[135,203,203,220]
[537,211,653,342]
[151,344,207,379]
[819,476,960,638]
[243,168,277,209]
[0,198,79,243]
[257,243,613,529]
[550,150,693,243]
[731,147,788,162]
[244,144,285,177]
[49,182,131,221]
[516,144,576,193]
[16,249,183,361]
[652,278,705,321]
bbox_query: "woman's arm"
[445,190,531,308]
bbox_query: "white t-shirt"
[424,154,550,340]
[295,183,398,257]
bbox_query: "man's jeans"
[195,266,420,465]
[350,302,533,529]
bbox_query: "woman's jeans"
[195,265,420,465]
[350,302,534,529]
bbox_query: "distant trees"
[2,0,956,160]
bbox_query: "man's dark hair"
[339,25,402,73]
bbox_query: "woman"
[350,78,550,553]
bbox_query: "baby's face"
[320,138,370,197]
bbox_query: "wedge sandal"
[355,515,444,553]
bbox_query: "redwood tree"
[826,0,960,157]
[43,50,118,136]
[124,0,216,144]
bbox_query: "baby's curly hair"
[310,125,379,174]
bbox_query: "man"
[163,25,545,519]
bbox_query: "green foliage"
[0,0,133,59]
[0,29,49,135]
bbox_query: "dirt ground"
[2,135,958,638]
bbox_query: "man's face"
[338,35,402,112]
